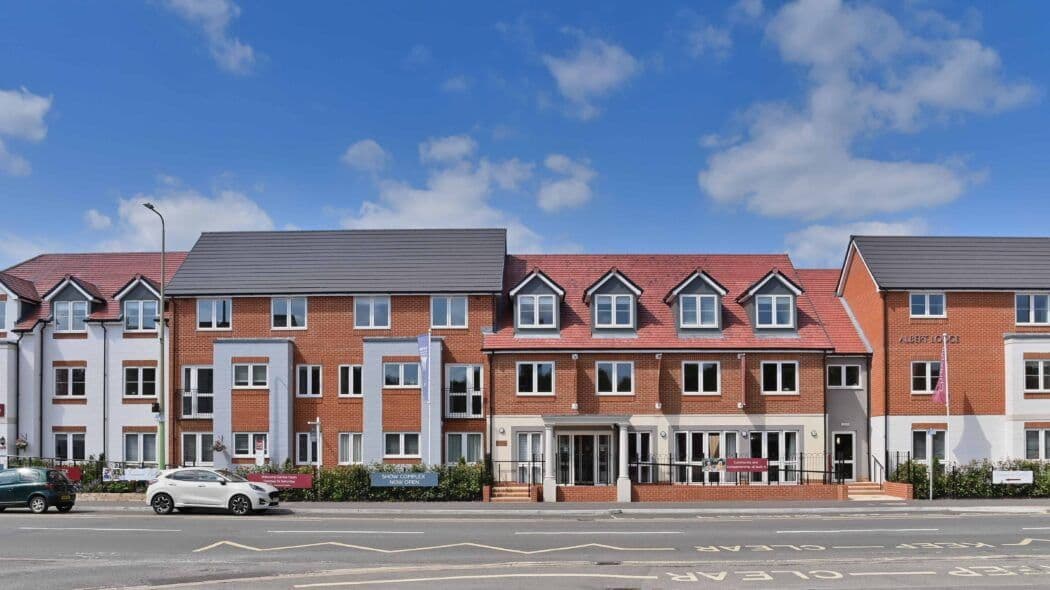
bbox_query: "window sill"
[516,392,555,397]
[233,386,269,391]
[760,392,800,396]
[338,394,364,399]
[354,326,391,330]
[52,397,88,404]
[295,394,324,399]
[383,386,421,390]
[53,332,88,339]
[197,327,233,332]
[182,415,214,420]
[271,327,308,331]
[122,397,157,405]
[596,392,634,396]
[681,324,718,330]
[911,392,934,396]
[828,385,864,390]
[431,325,469,330]
[755,324,794,329]
[909,316,947,320]
[123,332,158,339]
[683,392,721,396]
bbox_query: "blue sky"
[1,0,1047,268]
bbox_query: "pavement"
[4,500,1050,589]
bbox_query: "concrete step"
[490,496,534,503]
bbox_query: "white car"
[146,468,279,516]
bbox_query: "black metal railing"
[5,456,160,492]
[444,387,484,419]
[627,453,843,486]
[490,456,544,496]
[179,389,214,418]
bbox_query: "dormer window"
[756,294,793,328]
[55,300,88,332]
[125,300,159,332]
[680,294,718,328]
[595,294,632,328]
[518,294,556,328]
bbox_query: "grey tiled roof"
[166,229,506,295]
[851,235,1050,290]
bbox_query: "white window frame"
[384,432,421,458]
[296,431,319,465]
[761,361,799,395]
[354,295,391,329]
[1016,293,1050,326]
[517,293,556,328]
[682,361,721,395]
[910,360,941,394]
[181,432,214,466]
[595,361,634,395]
[0,299,6,331]
[54,300,88,333]
[339,364,363,397]
[594,293,633,328]
[1024,360,1050,393]
[679,294,718,328]
[270,296,308,330]
[1025,428,1050,460]
[338,432,363,465]
[54,366,86,397]
[233,432,269,458]
[196,298,233,331]
[123,299,159,332]
[445,364,483,418]
[446,432,482,464]
[516,361,555,396]
[909,291,946,319]
[296,364,323,397]
[431,295,468,329]
[383,362,420,388]
[912,429,946,463]
[827,365,862,389]
[755,294,794,328]
[181,366,214,418]
[124,432,158,464]
[233,363,268,389]
[123,366,157,398]
[54,432,86,462]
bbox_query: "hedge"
[890,458,1050,499]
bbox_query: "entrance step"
[846,482,900,501]
[490,484,534,502]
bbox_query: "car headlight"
[250,484,267,493]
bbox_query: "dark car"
[0,467,76,513]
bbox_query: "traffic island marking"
[193,540,677,555]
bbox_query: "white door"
[516,432,543,484]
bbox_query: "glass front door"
[628,432,652,483]
[749,431,800,484]
[556,433,612,485]
[833,432,855,482]
[516,432,543,484]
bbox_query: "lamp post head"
[143,202,156,211]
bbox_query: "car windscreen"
[214,469,247,482]
[48,471,71,483]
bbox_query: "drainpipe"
[14,332,24,457]
[101,323,108,460]
[37,322,45,457]
[485,351,493,466]
[881,292,890,464]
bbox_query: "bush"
[890,458,1050,499]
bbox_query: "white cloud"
[341,139,390,173]
[84,209,113,230]
[686,24,733,59]
[698,0,1035,221]
[732,0,764,20]
[441,76,471,93]
[542,32,641,120]
[418,135,478,164]
[537,154,596,212]
[0,232,57,268]
[162,0,256,74]
[403,44,432,68]
[786,218,928,266]
[0,87,53,176]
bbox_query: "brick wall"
[883,481,914,500]
[632,483,848,502]
[841,252,885,416]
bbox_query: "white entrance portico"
[540,415,631,502]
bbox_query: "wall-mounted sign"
[993,470,1033,485]
[899,335,960,345]
[58,466,82,482]
[726,458,768,473]
[247,473,313,489]
[102,467,161,482]
[370,472,439,487]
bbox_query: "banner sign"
[247,473,313,489]
[58,465,83,482]
[103,467,161,482]
[370,472,439,487]
[993,470,1033,485]
[417,334,431,403]
[726,458,769,473]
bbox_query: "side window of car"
[19,470,44,483]
[170,470,197,481]
[0,470,18,485]
[196,471,222,482]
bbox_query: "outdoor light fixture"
[811,430,818,437]
[498,427,506,434]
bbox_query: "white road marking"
[268,530,424,535]
[777,528,938,534]
[19,526,180,532]
[194,540,676,554]
[1022,527,1050,530]
[294,573,661,588]
[832,545,885,549]
[514,531,682,535]
[849,571,936,576]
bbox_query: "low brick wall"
[632,483,848,502]
[556,486,618,502]
[76,493,146,502]
[883,481,914,500]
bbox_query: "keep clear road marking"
[19,526,181,533]
[514,531,683,535]
[776,528,939,534]
[850,571,937,577]
[194,540,676,554]
[268,531,424,535]
[293,573,661,588]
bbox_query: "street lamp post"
[143,203,167,469]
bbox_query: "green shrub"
[889,458,1050,499]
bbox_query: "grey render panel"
[590,278,638,338]
[852,235,1050,290]
[120,283,158,304]
[747,280,799,337]
[512,279,560,337]
[52,283,89,304]
[166,229,507,296]
[825,356,869,480]
[211,339,293,469]
[672,275,723,338]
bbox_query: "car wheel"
[228,494,253,516]
[0,507,6,512]
[57,504,74,513]
[151,493,175,515]
[29,496,48,514]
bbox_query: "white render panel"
[885,415,1009,463]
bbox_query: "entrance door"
[749,431,800,484]
[556,433,612,485]
[516,432,543,484]
[628,432,652,483]
[573,435,596,485]
[833,432,856,482]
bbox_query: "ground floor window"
[1025,429,1050,460]
[182,433,214,466]
[556,433,612,485]
[627,431,654,483]
[55,432,86,461]
[515,432,544,484]
[384,432,420,458]
[297,432,319,465]
[339,433,363,464]
[748,431,799,484]
[233,432,268,458]
[446,432,482,464]
[674,430,739,484]
[124,432,157,464]
[912,429,946,463]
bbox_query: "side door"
[163,470,198,505]
[192,470,228,506]
[0,469,18,504]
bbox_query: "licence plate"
[59,495,71,501]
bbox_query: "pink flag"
[931,339,948,405]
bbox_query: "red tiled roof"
[0,271,41,302]
[484,254,839,351]
[796,269,869,355]
[4,252,187,331]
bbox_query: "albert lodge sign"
[899,334,960,345]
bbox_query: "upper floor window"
[761,361,798,395]
[680,294,718,328]
[233,432,268,458]
[909,292,946,318]
[911,361,941,394]
[827,365,861,388]
[384,432,420,458]
[124,366,157,397]
[0,300,6,330]
[339,365,363,397]
[1017,294,1050,325]
[197,298,232,330]
[431,296,467,328]
[596,361,633,395]
[124,432,157,464]
[271,297,307,329]
[756,294,793,328]
[1025,360,1050,393]
[55,300,88,332]
[55,432,86,461]
[595,294,632,328]
[55,367,86,397]
[124,300,159,332]
[355,296,390,329]
[517,361,554,396]
[233,363,268,388]
[296,365,323,397]
[518,294,556,328]
[384,362,420,388]
[683,361,720,395]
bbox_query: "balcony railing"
[179,389,214,419]
[445,387,483,419]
